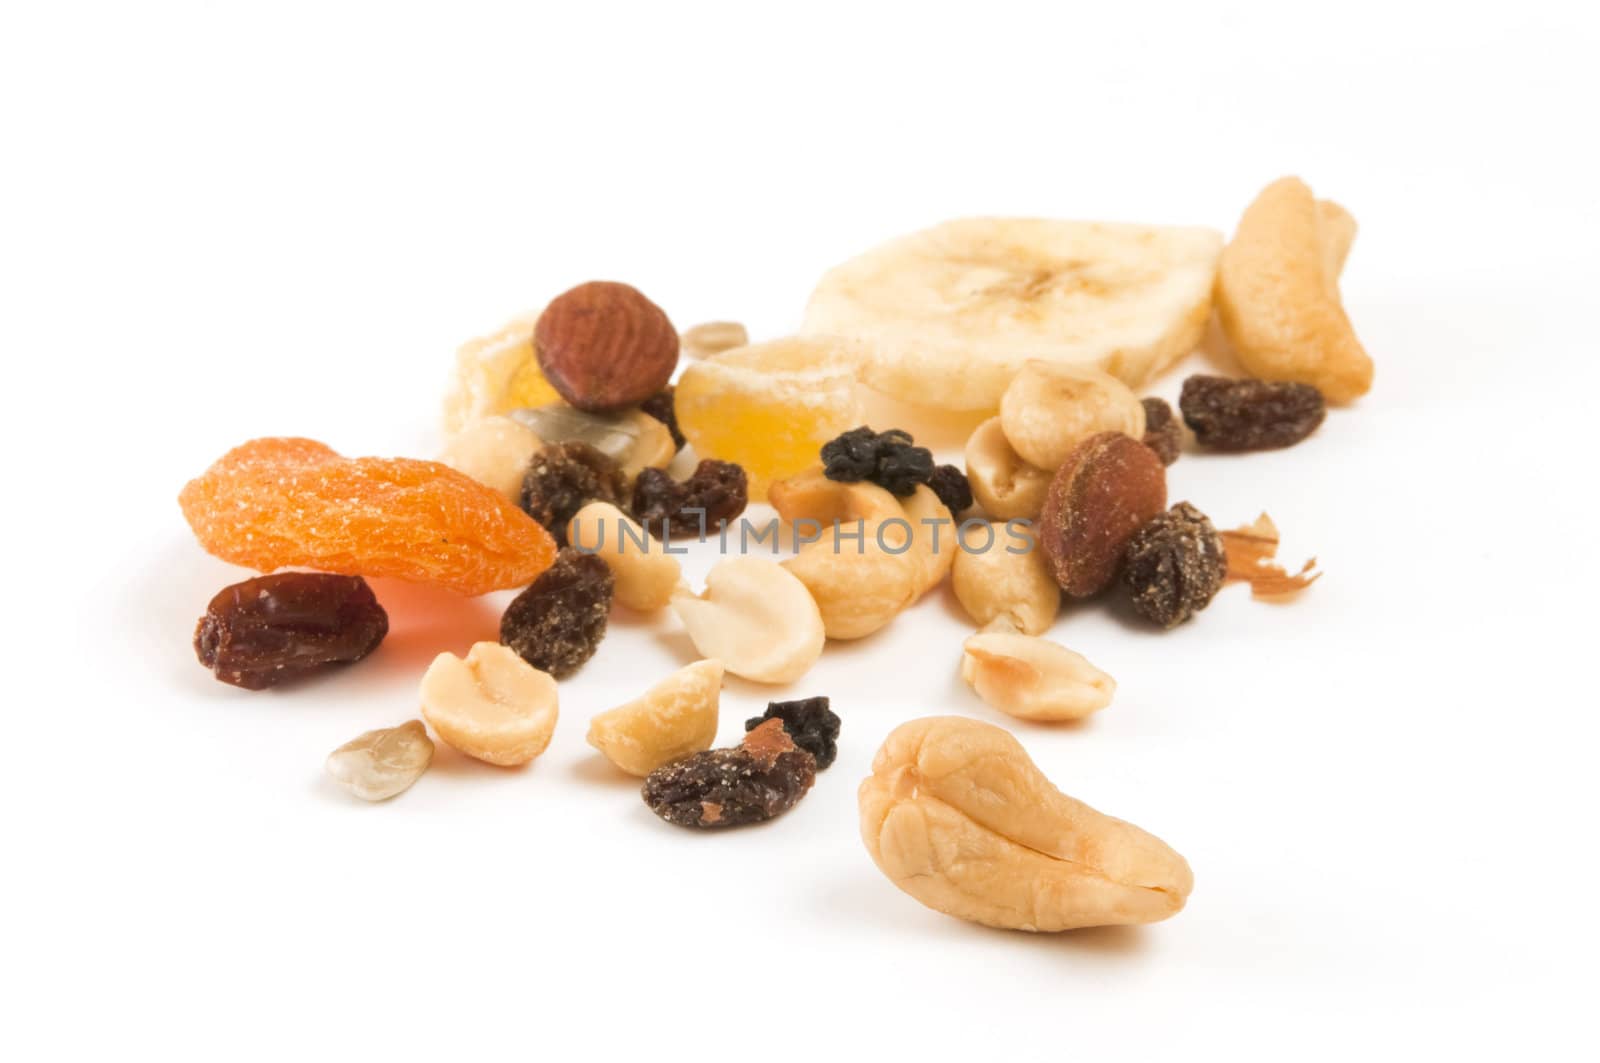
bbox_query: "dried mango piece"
[442,315,562,433]
[179,438,556,596]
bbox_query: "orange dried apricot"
[179,438,556,596]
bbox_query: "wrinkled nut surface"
[419,642,559,766]
[859,717,1193,931]
[999,361,1146,472]
[898,483,956,599]
[586,659,723,777]
[567,501,682,611]
[961,631,1115,721]
[952,523,1060,636]
[680,320,749,360]
[1039,432,1167,597]
[535,281,680,412]
[768,467,904,525]
[965,417,1051,521]
[671,557,825,683]
[1216,176,1373,403]
[438,415,542,503]
[783,520,920,640]
[324,720,434,801]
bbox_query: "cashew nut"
[965,417,1050,521]
[961,631,1114,722]
[586,659,723,777]
[951,523,1059,635]
[566,501,683,612]
[419,642,559,766]
[671,557,825,683]
[859,716,1194,931]
[783,520,920,640]
[999,361,1145,472]
[767,467,904,525]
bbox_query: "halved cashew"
[961,631,1114,722]
[586,659,723,776]
[438,414,541,503]
[999,362,1145,472]
[566,501,683,612]
[952,523,1060,635]
[859,716,1194,931]
[767,467,904,525]
[783,520,920,640]
[1216,176,1373,403]
[671,557,825,683]
[898,484,956,598]
[419,642,559,766]
[965,417,1050,521]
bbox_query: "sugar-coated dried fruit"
[535,281,679,412]
[821,426,935,497]
[631,460,749,540]
[638,387,686,450]
[499,548,614,678]
[324,721,434,801]
[1122,502,1228,628]
[642,719,817,829]
[442,314,562,434]
[1039,432,1167,598]
[420,642,559,766]
[927,464,973,515]
[1140,397,1182,466]
[179,438,557,596]
[1179,375,1326,451]
[744,696,839,771]
[194,572,388,690]
[1218,513,1323,598]
[520,441,628,547]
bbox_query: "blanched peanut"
[951,523,1059,635]
[859,717,1194,931]
[898,484,956,599]
[783,521,920,640]
[999,361,1145,472]
[961,631,1114,722]
[438,415,541,503]
[965,417,1050,521]
[566,501,683,612]
[680,320,749,360]
[671,557,825,683]
[767,467,904,524]
[419,642,559,766]
[586,659,723,777]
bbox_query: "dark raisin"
[1140,397,1182,466]
[745,696,839,770]
[926,464,973,515]
[820,426,934,496]
[1178,375,1326,451]
[631,459,748,540]
[499,548,613,677]
[520,441,627,547]
[193,573,388,690]
[638,386,686,450]
[642,720,816,829]
[1122,502,1228,628]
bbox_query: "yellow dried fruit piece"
[442,314,562,433]
[1216,176,1373,403]
[674,337,864,500]
[586,659,723,777]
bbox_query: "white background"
[3,2,1597,1059]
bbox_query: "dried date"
[1178,375,1325,451]
[194,573,388,690]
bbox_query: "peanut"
[961,631,1114,722]
[437,415,541,503]
[586,659,723,777]
[671,557,825,683]
[566,501,683,612]
[419,642,559,766]
[898,483,956,599]
[680,320,749,360]
[951,523,1059,635]
[964,417,1050,521]
[999,361,1145,472]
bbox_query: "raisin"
[499,548,614,678]
[745,696,840,770]
[194,573,388,690]
[642,720,817,829]
[1140,397,1182,466]
[1122,502,1228,628]
[1178,375,1326,451]
[631,459,749,540]
[519,441,627,547]
[820,426,934,497]
[926,464,973,515]
[638,387,686,451]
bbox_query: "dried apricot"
[179,438,557,596]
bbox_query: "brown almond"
[535,281,679,412]
[1038,432,1166,597]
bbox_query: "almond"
[535,281,679,412]
[1038,432,1166,598]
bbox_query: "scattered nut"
[680,320,749,360]
[999,361,1146,472]
[858,717,1194,931]
[438,414,542,502]
[783,520,920,640]
[324,720,434,801]
[586,659,723,777]
[566,501,683,612]
[951,523,1060,635]
[419,642,560,766]
[1039,432,1167,598]
[964,416,1050,521]
[898,483,956,599]
[961,631,1115,722]
[535,281,679,412]
[1215,176,1373,403]
[768,467,904,525]
[671,557,825,683]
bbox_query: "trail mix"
[179,173,1358,933]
